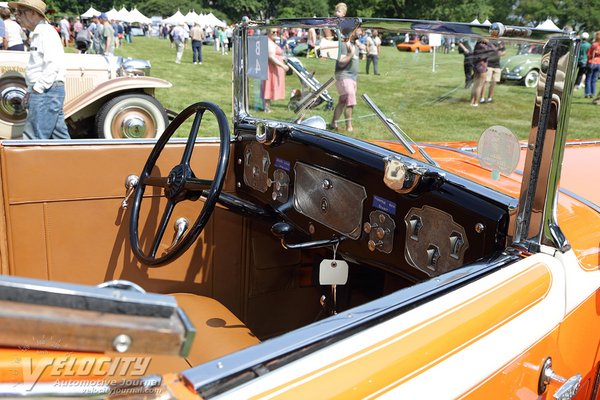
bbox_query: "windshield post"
[511,37,578,252]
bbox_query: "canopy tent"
[117,6,130,22]
[536,18,560,31]
[470,18,481,24]
[105,7,120,20]
[481,19,491,26]
[127,7,151,25]
[185,10,199,25]
[204,12,226,28]
[81,6,100,18]
[163,10,186,25]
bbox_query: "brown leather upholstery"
[141,294,260,376]
[174,293,260,366]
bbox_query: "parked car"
[0,18,597,400]
[0,51,171,139]
[381,33,405,46]
[500,44,543,87]
[397,38,432,52]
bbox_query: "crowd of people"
[2,0,599,140]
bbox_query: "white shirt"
[4,19,23,48]
[367,36,380,55]
[26,21,66,94]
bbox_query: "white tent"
[117,7,130,22]
[185,10,199,25]
[81,6,100,18]
[204,12,226,28]
[536,18,560,31]
[127,8,151,25]
[105,7,120,21]
[482,19,491,26]
[470,18,481,25]
[163,10,187,25]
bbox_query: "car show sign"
[247,36,268,81]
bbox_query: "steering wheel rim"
[129,101,230,266]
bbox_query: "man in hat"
[9,0,70,139]
[98,13,114,56]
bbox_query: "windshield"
[240,19,585,195]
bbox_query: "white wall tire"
[95,94,168,139]
[524,70,540,88]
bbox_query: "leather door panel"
[0,141,244,315]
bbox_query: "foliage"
[49,0,600,30]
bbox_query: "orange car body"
[0,17,598,400]
[397,39,432,52]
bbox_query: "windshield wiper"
[362,93,438,167]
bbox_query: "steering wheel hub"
[166,164,191,199]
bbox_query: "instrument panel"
[233,128,510,280]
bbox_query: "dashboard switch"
[365,210,396,254]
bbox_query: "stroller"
[286,57,334,112]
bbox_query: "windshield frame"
[232,17,578,253]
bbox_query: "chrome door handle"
[538,357,582,400]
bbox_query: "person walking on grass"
[584,32,600,99]
[331,27,358,132]
[190,22,204,65]
[171,23,186,64]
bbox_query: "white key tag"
[319,243,348,285]
[319,258,349,285]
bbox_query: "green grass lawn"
[112,36,598,141]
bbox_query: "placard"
[247,36,268,80]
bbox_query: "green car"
[501,44,543,88]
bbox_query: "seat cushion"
[173,293,260,366]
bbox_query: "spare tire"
[95,93,168,139]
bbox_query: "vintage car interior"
[0,18,598,399]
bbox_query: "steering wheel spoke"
[129,102,230,266]
[184,177,213,192]
[181,110,205,166]
[150,200,175,258]
[142,176,169,188]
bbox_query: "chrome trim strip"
[559,187,600,213]
[0,137,224,147]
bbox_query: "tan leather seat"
[141,294,260,375]
[173,293,260,366]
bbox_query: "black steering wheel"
[129,102,230,266]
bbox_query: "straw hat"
[7,0,47,17]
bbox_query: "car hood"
[374,139,600,207]
[501,53,541,69]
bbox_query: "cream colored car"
[0,51,171,139]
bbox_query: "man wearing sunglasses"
[8,0,70,139]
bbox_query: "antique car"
[397,37,432,52]
[501,44,544,87]
[0,17,598,400]
[381,32,405,46]
[0,51,171,139]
